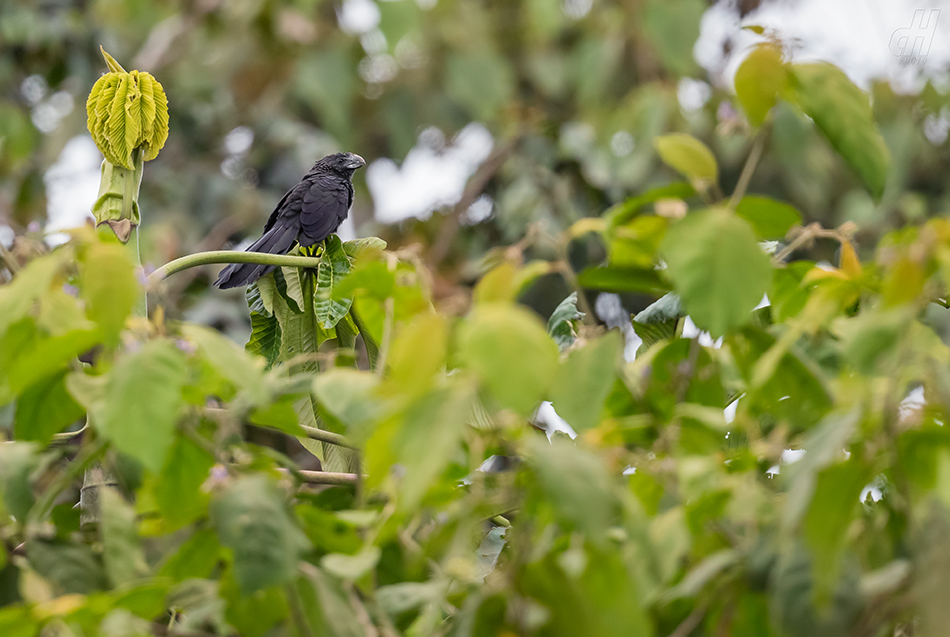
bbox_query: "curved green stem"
[147,250,323,289]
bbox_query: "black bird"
[214,152,366,289]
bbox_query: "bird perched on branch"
[214,152,366,288]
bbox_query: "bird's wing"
[263,183,304,233]
[299,172,352,246]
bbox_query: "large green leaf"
[789,62,890,197]
[210,475,309,595]
[98,340,187,472]
[458,304,560,416]
[548,330,622,432]
[660,208,772,337]
[182,324,267,405]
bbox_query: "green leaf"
[314,236,354,329]
[605,182,696,229]
[577,266,670,295]
[735,195,802,239]
[660,208,772,337]
[98,340,187,473]
[100,489,148,586]
[312,368,380,432]
[642,0,705,77]
[159,528,221,582]
[293,567,365,637]
[211,475,309,595]
[734,43,786,126]
[80,241,139,344]
[548,331,622,432]
[181,324,267,405]
[662,549,739,600]
[321,546,381,581]
[276,266,304,313]
[387,313,448,396]
[28,539,107,594]
[0,251,66,337]
[0,442,38,521]
[153,435,215,530]
[803,461,866,603]
[14,370,84,445]
[458,305,560,416]
[446,51,515,120]
[789,62,890,197]
[633,292,684,353]
[526,437,617,545]
[653,133,718,185]
[364,382,475,511]
[246,311,281,368]
[342,236,387,257]
[547,292,584,351]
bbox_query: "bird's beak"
[346,154,366,169]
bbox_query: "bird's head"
[313,152,366,177]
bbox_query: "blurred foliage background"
[2,0,950,330]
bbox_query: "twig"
[728,126,769,209]
[146,250,323,289]
[0,241,19,275]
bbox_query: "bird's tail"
[214,220,299,289]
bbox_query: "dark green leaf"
[153,435,215,530]
[100,489,148,587]
[547,293,584,351]
[577,266,670,295]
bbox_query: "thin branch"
[294,470,361,486]
[146,250,323,289]
[0,241,19,275]
[728,126,769,209]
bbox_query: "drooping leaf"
[789,62,890,197]
[660,208,772,337]
[547,292,584,351]
[314,236,354,329]
[734,43,786,126]
[633,292,685,353]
